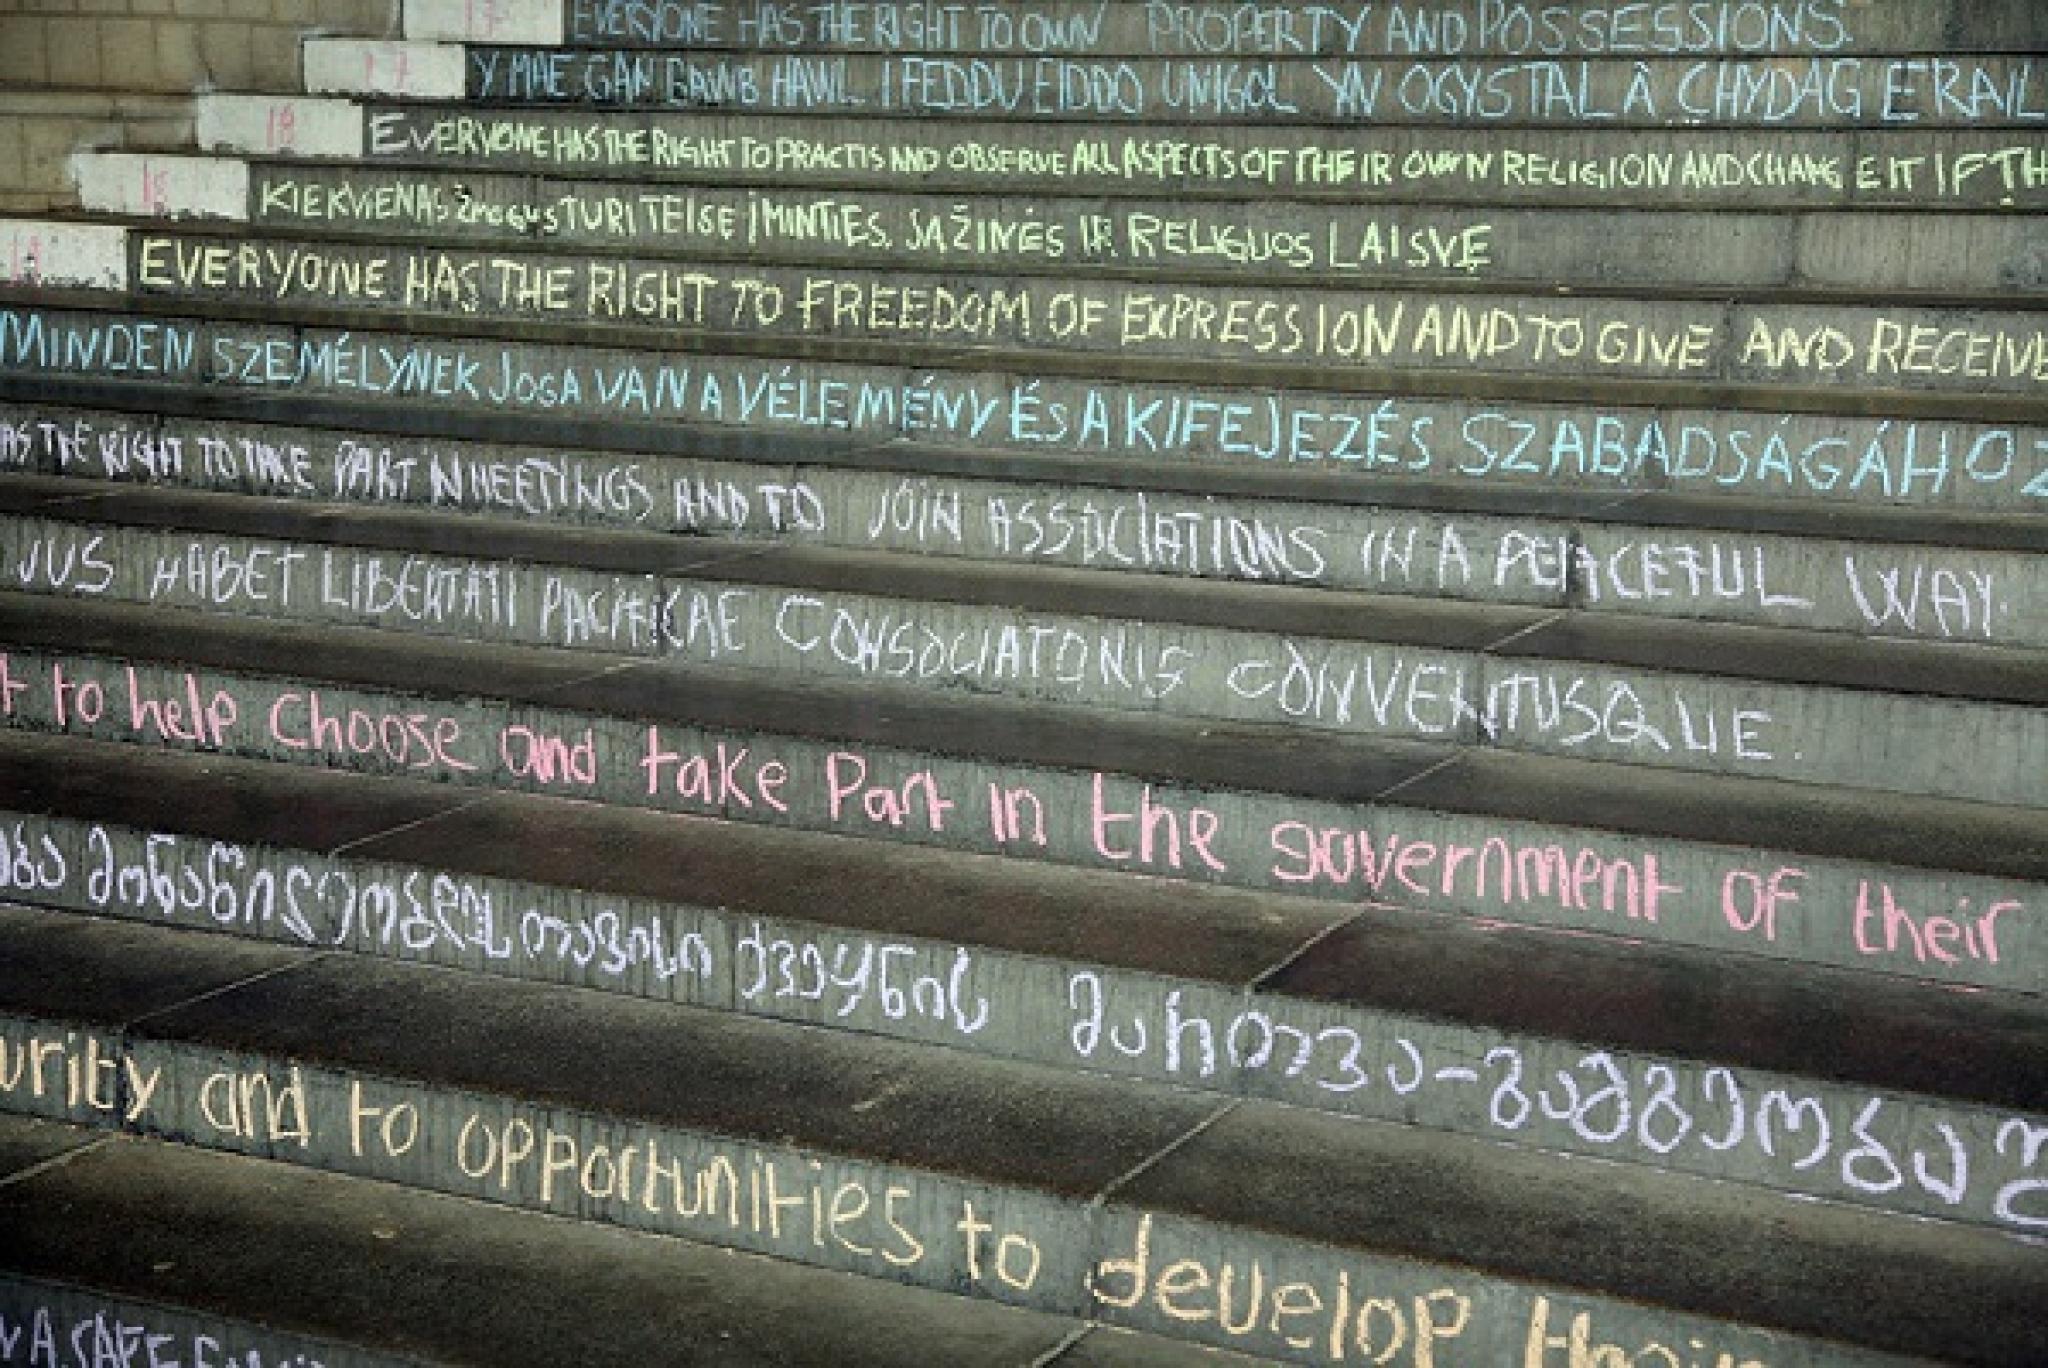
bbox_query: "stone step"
[4,306,2042,508]
[0,1115,1273,1367]
[11,220,2048,403]
[191,94,2048,210]
[66,150,2048,298]
[303,38,2048,132]
[0,904,2035,1365]
[4,389,2043,552]
[4,479,2045,805]
[405,0,2048,58]
[4,592,2043,995]
[3,398,2043,650]
[0,728,2039,1238]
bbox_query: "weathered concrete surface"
[0,913,2016,1365]
[5,0,2039,1362]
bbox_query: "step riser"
[354,110,2048,210]
[107,230,2048,396]
[7,310,2045,511]
[0,1008,1920,1367]
[0,1275,400,1368]
[8,514,2046,805]
[419,0,2046,58]
[2,806,2039,1236]
[1,643,2039,992]
[193,96,2048,211]
[338,43,2048,131]
[5,409,2040,646]
[78,154,2048,297]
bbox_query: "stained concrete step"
[404,0,2048,58]
[4,591,2043,998]
[66,150,2048,298]
[4,396,2043,651]
[10,220,2048,407]
[302,38,2048,132]
[5,390,2045,559]
[4,477,2045,806]
[0,727,2040,1239]
[0,904,2037,1365]
[4,304,2043,510]
[0,1116,1267,1367]
[193,95,2048,210]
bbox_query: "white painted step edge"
[197,95,366,159]
[0,221,130,292]
[406,0,565,45]
[70,153,251,223]
[304,40,468,100]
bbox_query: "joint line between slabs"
[1030,1324,1095,1367]
[1090,1098,1241,1210]
[530,656,660,701]
[123,955,335,1033]
[1479,610,1566,654]
[1372,753,1460,805]
[0,1133,115,1190]
[328,793,497,857]
[1247,909,1370,994]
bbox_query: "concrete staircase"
[0,1,2043,1362]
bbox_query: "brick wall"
[0,0,396,210]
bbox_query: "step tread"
[0,1112,92,1176]
[0,1116,1264,1368]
